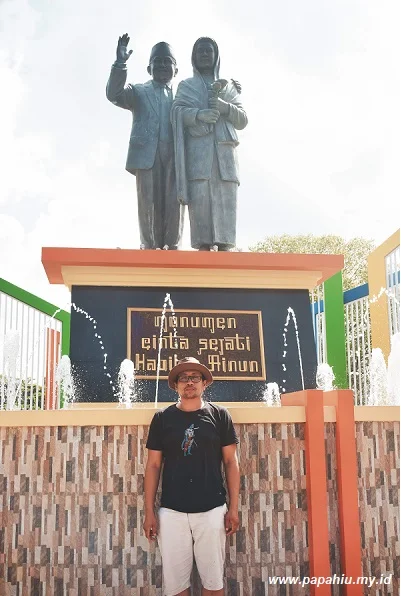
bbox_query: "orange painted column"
[281,390,331,594]
[324,390,363,595]
[45,328,60,409]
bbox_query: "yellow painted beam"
[0,404,398,427]
[368,230,400,361]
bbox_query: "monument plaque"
[128,308,266,381]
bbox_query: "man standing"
[106,34,184,249]
[144,357,240,596]
[171,37,247,251]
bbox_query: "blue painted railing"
[312,283,369,316]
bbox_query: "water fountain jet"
[388,332,400,405]
[56,355,76,409]
[262,382,281,406]
[316,363,335,392]
[117,359,136,408]
[282,307,305,393]
[155,293,178,408]
[369,348,389,406]
[3,331,21,410]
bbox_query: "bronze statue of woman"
[171,37,248,251]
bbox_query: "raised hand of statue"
[197,109,220,124]
[116,33,133,63]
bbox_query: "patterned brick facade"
[0,422,398,595]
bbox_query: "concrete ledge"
[354,405,400,421]
[0,404,398,427]
[41,248,343,290]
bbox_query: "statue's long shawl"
[171,72,241,205]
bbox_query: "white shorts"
[157,504,227,596]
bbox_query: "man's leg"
[150,148,164,249]
[157,508,194,596]
[160,141,184,250]
[136,168,156,249]
[189,505,227,595]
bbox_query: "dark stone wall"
[70,286,317,402]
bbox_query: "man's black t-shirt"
[146,402,238,513]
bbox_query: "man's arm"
[222,443,240,535]
[106,33,135,110]
[143,449,163,541]
[106,64,135,109]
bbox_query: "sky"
[0,0,399,308]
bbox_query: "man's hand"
[197,109,220,124]
[116,33,133,63]
[224,508,239,536]
[208,96,230,115]
[143,510,159,541]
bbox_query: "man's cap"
[149,42,177,64]
[168,357,213,390]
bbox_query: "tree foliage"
[249,234,375,291]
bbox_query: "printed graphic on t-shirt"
[181,423,199,456]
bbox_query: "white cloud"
[0,214,25,247]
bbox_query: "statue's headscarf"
[191,37,220,80]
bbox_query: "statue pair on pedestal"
[106,36,248,252]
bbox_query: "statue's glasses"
[177,375,203,383]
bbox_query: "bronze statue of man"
[171,37,248,251]
[106,35,184,250]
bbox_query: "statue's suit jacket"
[106,63,171,174]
